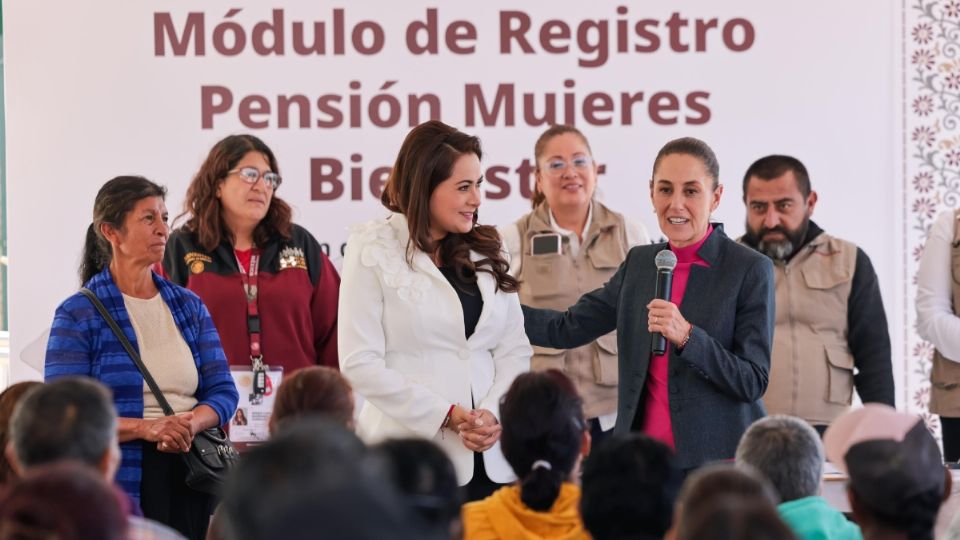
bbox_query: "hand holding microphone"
[648,250,692,353]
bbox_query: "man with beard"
[739,155,893,433]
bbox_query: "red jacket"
[161,224,340,373]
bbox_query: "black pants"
[463,452,503,502]
[141,443,216,540]
[942,416,960,462]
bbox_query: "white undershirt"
[916,210,960,362]
[123,294,199,419]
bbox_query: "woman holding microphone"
[338,120,532,500]
[522,137,774,471]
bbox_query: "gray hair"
[735,415,823,502]
[10,377,117,469]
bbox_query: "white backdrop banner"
[4,1,902,397]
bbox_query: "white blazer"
[338,214,532,485]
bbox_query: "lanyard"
[237,250,267,395]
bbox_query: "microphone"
[651,250,677,356]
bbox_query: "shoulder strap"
[79,287,175,417]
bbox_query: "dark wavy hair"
[499,370,586,512]
[381,120,517,293]
[530,124,594,209]
[177,134,293,251]
[79,176,167,284]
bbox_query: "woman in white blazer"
[339,120,532,501]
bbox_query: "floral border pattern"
[906,0,960,437]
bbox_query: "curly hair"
[178,134,292,251]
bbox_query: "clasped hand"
[447,405,501,452]
[140,412,198,453]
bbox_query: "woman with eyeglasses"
[162,134,340,379]
[500,125,648,441]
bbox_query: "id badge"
[229,365,283,448]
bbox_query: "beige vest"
[516,202,628,419]
[930,210,960,416]
[760,233,858,424]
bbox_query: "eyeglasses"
[541,156,593,177]
[228,167,282,189]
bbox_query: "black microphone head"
[655,249,678,271]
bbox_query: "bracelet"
[441,404,456,437]
[679,325,694,350]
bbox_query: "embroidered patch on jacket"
[279,247,307,270]
[184,252,213,274]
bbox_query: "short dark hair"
[675,463,779,528]
[80,176,167,284]
[735,415,823,502]
[580,434,683,540]
[0,381,43,484]
[0,462,128,540]
[221,419,425,540]
[678,495,797,540]
[271,366,354,434]
[742,155,811,199]
[371,438,461,537]
[652,137,720,190]
[10,377,117,470]
[499,370,586,512]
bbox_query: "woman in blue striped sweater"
[45,176,239,540]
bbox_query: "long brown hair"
[530,124,594,209]
[381,120,517,293]
[178,134,293,251]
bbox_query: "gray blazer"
[522,225,774,469]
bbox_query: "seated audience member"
[7,377,184,540]
[220,419,428,540]
[0,381,41,486]
[269,366,354,435]
[824,404,950,540]
[461,370,591,540]
[373,438,463,539]
[678,496,798,540]
[736,415,863,540]
[668,463,780,540]
[580,433,683,540]
[0,462,128,540]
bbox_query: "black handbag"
[80,288,240,494]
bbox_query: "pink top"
[640,225,714,450]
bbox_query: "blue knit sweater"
[45,267,239,504]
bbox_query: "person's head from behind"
[742,155,816,261]
[0,462,128,540]
[382,120,515,291]
[532,124,598,211]
[80,175,167,283]
[580,434,683,540]
[372,438,461,539]
[669,463,778,540]
[500,369,589,512]
[677,496,797,540]
[0,382,42,485]
[649,137,723,248]
[735,415,823,502]
[222,419,423,540]
[7,377,119,481]
[824,404,949,540]
[269,366,354,435]
[181,134,292,251]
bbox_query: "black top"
[439,267,483,339]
